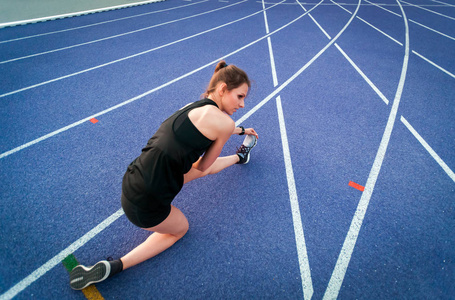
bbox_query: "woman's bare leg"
[184,154,239,184]
[120,205,189,270]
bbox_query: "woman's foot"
[69,261,111,290]
[236,135,257,164]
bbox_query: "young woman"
[69,61,258,290]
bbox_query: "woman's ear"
[218,83,227,97]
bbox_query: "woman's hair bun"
[214,60,228,73]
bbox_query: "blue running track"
[0,0,454,299]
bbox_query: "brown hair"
[203,60,251,98]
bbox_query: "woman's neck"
[207,94,222,111]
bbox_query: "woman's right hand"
[244,128,258,139]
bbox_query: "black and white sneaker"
[69,260,111,290]
[236,135,257,164]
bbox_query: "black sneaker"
[69,260,111,290]
[236,135,257,164]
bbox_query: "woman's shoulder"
[189,104,234,139]
[201,104,233,125]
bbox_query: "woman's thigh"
[183,155,238,184]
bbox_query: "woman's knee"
[178,218,189,238]
[174,210,189,237]
[161,205,189,238]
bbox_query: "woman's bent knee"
[175,213,189,238]
[178,221,189,238]
[151,205,189,238]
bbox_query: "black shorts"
[121,193,171,228]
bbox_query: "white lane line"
[356,16,403,46]
[276,96,314,300]
[297,1,332,39]
[0,0,209,44]
[323,0,410,298]
[412,50,455,79]
[401,116,455,182]
[400,0,455,20]
[0,0,281,99]
[263,1,313,298]
[409,19,455,41]
[0,0,165,29]
[0,0,247,64]
[430,0,455,7]
[334,44,390,105]
[0,208,125,300]
[262,0,279,87]
[266,35,279,86]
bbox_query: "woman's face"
[222,83,248,115]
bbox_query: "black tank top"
[122,98,218,208]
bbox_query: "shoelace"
[237,144,252,155]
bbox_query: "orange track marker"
[90,118,99,124]
[349,181,365,192]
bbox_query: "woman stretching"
[69,61,258,290]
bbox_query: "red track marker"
[90,118,99,124]
[349,181,365,192]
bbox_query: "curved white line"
[323,0,410,298]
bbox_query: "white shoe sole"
[69,261,110,290]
